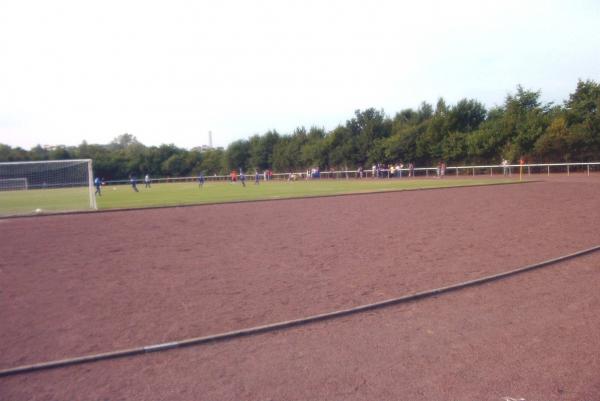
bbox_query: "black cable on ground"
[1,244,598,378]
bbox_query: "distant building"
[190,131,218,152]
[192,145,215,152]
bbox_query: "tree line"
[1,80,599,180]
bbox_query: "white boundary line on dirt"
[1,244,598,378]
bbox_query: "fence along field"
[0,160,599,217]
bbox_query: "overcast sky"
[1,0,599,150]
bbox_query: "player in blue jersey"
[239,169,246,187]
[130,175,139,192]
[94,177,102,196]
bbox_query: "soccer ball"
[35,208,42,213]
[113,187,117,191]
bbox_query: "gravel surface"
[1,176,599,400]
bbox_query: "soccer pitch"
[0,187,91,215]
[0,177,520,216]
[0,178,520,216]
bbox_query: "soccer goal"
[0,159,97,216]
[0,178,28,191]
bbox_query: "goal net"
[0,178,28,191]
[0,159,97,216]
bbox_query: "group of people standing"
[369,162,416,179]
[436,162,447,178]
[93,173,149,196]
[97,158,521,197]
[228,169,273,187]
[128,174,152,192]
[306,167,321,179]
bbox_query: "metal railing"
[101,162,600,185]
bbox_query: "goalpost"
[0,159,97,216]
[0,178,28,191]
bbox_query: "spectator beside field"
[198,173,205,188]
[502,159,509,175]
[94,177,102,196]
[408,162,415,177]
[230,170,237,183]
[130,175,139,192]
[144,174,151,188]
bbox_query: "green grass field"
[0,177,519,216]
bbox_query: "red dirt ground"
[1,176,599,400]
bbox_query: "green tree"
[249,130,280,170]
[533,116,573,161]
[300,127,327,168]
[347,108,392,166]
[447,99,487,133]
[199,148,226,175]
[161,153,189,176]
[501,86,551,160]
[326,126,356,168]
[441,132,467,163]
[564,79,600,159]
[417,98,448,163]
[109,133,140,150]
[29,145,49,160]
[225,139,251,172]
[466,107,510,163]
[3,79,599,173]
[386,105,431,164]
[49,146,71,160]
[272,128,308,171]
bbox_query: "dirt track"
[1,177,599,400]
